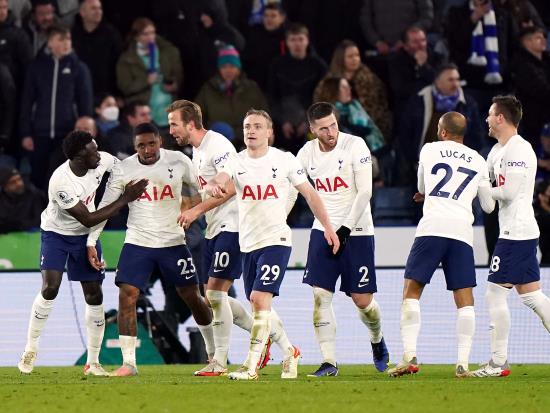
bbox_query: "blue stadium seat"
[373,187,417,226]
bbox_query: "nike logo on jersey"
[310,166,316,170]
[358,282,369,288]
[237,171,246,175]
[262,281,275,286]
[213,268,225,273]
[185,274,195,280]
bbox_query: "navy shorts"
[405,236,476,291]
[241,245,291,300]
[40,230,105,282]
[488,238,540,285]
[303,229,377,295]
[116,243,199,292]
[202,232,242,284]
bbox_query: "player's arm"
[490,172,523,201]
[296,181,340,255]
[413,155,426,203]
[286,185,299,216]
[204,171,232,198]
[490,148,528,201]
[342,167,373,231]
[178,182,237,229]
[477,163,496,213]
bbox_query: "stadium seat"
[373,187,417,226]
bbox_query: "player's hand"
[177,208,200,229]
[204,183,226,199]
[334,226,351,255]
[324,228,341,255]
[87,246,105,271]
[413,192,425,203]
[414,50,428,66]
[121,179,149,203]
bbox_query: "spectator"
[534,179,550,265]
[72,0,123,96]
[116,17,182,129]
[19,24,93,189]
[197,1,245,85]
[195,44,268,149]
[7,0,31,27]
[314,77,384,153]
[0,0,33,88]
[268,23,326,154]
[445,0,515,111]
[359,0,434,54]
[388,26,445,112]
[537,123,550,181]
[314,39,391,141]
[106,101,151,160]
[94,93,120,136]
[242,3,287,90]
[0,166,47,233]
[0,62,15,159]
[74,115,113,156]
[23,0,57,55]
[395,63,483,184]
[512,26,550,147]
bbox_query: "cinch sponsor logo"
[360,156,371,164]
[214,152,230,165]
[242,184,278,200]
[315,177,349,192]
[507,160,527,167]
[138,185,175,201]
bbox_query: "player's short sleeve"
[218,155,236,179]
[296,145,308,170]
[286,152,308,186]
[503,142,533,175]
[180,153,199,190]
[477,156,491,188]
[486,143,499,180]
[51,178,79,210]
[351,137,372,172]
[99,151,116,172]
[212,140,236,173]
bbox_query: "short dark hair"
[94,92,115,109]
[492,95,523,127]
[307,102,337,125]
[123,100,148,119]
[264,3,285,15]
[63,130,93,160]
[519,26,546,41]
[134,122,160,137]
[285,22,309,39]
[166,100,204,129]
[46,24,70,40]
[435,62,459,79]
[402,25,425,43]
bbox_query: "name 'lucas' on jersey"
[297,132,374,235]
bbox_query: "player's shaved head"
[439,112,467,138]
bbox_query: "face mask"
[101,106,119,122]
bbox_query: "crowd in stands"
[1,0,550,253]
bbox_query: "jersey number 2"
[429,163,477,200]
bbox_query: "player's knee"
[177,285,201,305]
[84,290,103,305]
[520,290,546,311]
[119,284,139,307]
[205,290,225,308]
[351,293,373,309]
[41,282,61,300]
[313,287,333,310]
[486,282,511,307]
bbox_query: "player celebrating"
[473,96,550,377]
[297,102,389,377]
[387,112,495,378]
[86,123,212,376]
[166,100,263,376]
[206,109,340,380]
[18,131,147,375]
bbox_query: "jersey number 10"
[429,163,477,200]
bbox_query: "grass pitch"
[1,364,549,413]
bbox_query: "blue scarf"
[432,88,460,112]
[467,1,503,84]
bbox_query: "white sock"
[312,287,337,366]
[269,308,294,357]
[400,298,421,362]
[456,306,475,368]
[228,296,253,332]
[357,298,383,344]
[85,304,105,365]
[119,335,137,367]
[25,293,55,352]
[244,310,271,374]
[206,290,233,366]
[198,322,216,360]
[520,290,550,333]
[486,282,511,366]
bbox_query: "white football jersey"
[98,149,198,248]
[41,151,116,235]
[221,147,307,252]
[297,133,374,235]
[487,135,539,240]
[192,130,239,239]
[416,141,491,246]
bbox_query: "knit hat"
[217,45,241,69]
[0,167,18,188]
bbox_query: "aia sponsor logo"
[138,185,175,201]
[315,177,349,192]
[242,184,278,200]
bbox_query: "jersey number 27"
[429,163,477,200]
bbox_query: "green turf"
[1,364,549,413]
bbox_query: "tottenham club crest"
[272,167,278,178]
[168,168,174,179]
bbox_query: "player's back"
[417,141,489,246]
